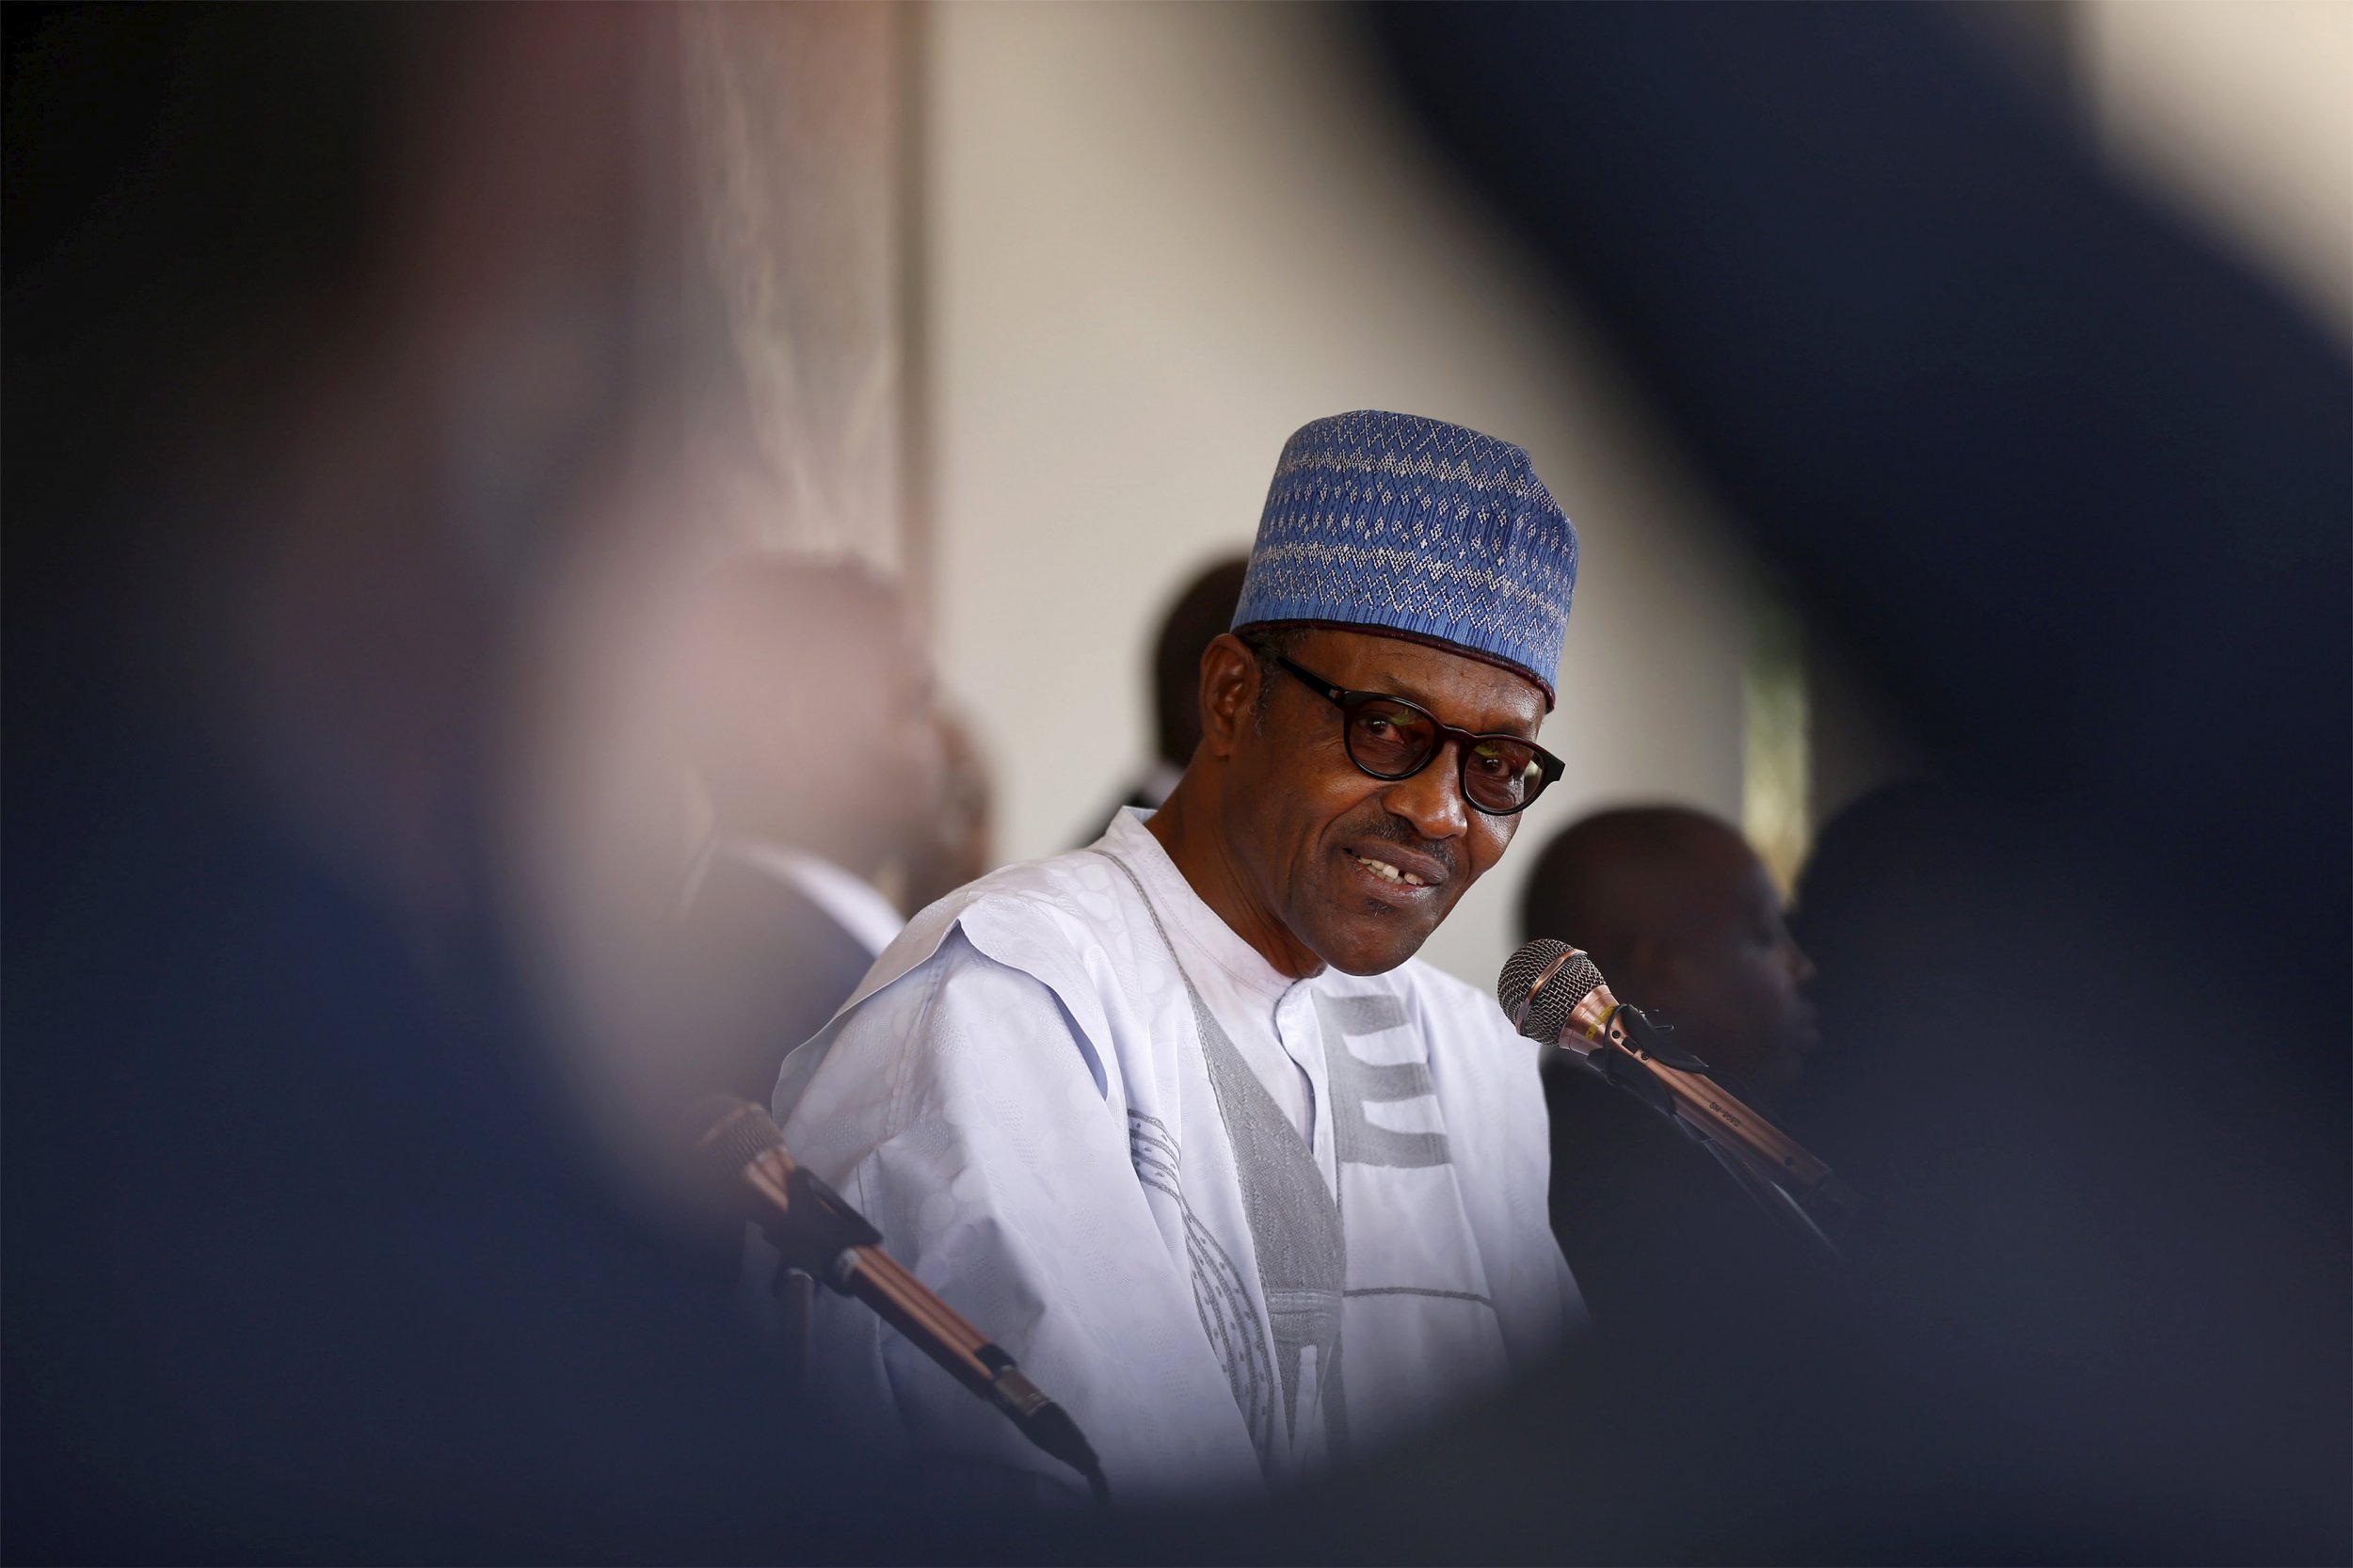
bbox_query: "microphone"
[688,1096,1110,1502]
[1498,939,1856,1224]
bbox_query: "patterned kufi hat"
[1231,410,1578,707]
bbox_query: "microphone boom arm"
[692,1098,1110,1502]
[1509,942,1855,1218]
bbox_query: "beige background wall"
[2078,0,2351,342]
[920,2,1754,988]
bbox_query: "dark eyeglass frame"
[1273,654,1565,816]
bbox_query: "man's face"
[1219,627,1546,975]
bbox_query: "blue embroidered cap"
[1231,410,1578,707]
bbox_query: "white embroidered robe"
[771,809,1581,1501]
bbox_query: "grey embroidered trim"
[1316,993,1453,1171]
[1128,1111,1272,1450]
[1094,850,1349,1469]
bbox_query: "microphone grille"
[1497,938,1568,1013]
[1497,938,1605,1044]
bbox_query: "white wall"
[923,1,1752,987]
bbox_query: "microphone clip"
[761,1164,885,1288]
[1593,1032,1678,1120]
[1615,1006,1716,1074]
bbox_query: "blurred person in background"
[770,411,1583,1501]
[1516,806,1827,1351]
[1077,554,1250,839]
[904,704,997,915]
[1782,780,1949,1204]
[1526,807,1818,1110]
[662,558,943,1113]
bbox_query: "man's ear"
[1196,633,1261,760]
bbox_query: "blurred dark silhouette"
[1519,808,1830,1354]
[0,9,945,1560]
[1330,4,2351,1560]
[1076,555,1249,840]
[661,559,937,1114]
[1783,780,1957,1203]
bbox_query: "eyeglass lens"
[1344,699,1545,812]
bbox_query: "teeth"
[1353,853,1427,888]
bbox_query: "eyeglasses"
[1273,655,1564,816]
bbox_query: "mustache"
[1349,812,1462,881]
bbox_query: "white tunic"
[771,809,1581,1502]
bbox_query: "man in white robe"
[773,410,1587,1501]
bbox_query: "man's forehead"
[1298,627,1546,733]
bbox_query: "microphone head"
[1497,938,1606,1044]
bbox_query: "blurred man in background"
[663,558,943,1112]
[1780,780,1946,1203]
[904,705,996,915]
[1078,554,1249,840]
[1518,806,1825,1349]
[1525,807,1818,1108]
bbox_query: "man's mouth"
[1344,846,1446,890]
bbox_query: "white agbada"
[771,808,1581,1501]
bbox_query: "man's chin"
[1305,914,1437,977]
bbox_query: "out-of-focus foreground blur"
[7,4,2345,1562]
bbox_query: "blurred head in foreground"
[1170,409,1577,976]
[1521,806,1817,1102]
[3,8,942,1558]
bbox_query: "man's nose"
[1380,742,1470,842]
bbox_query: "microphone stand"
[1582,1007,1849,1258]
[1504,940,1853,1258]
[694,1099,1111,1503]
[1687,1122,1846,1259]
[773,1265,817,1406]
